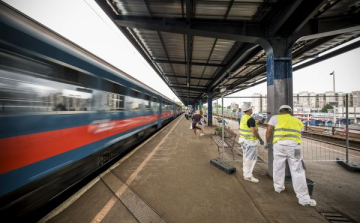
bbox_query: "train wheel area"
[33,114,360,223]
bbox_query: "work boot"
[244,176,259,183]
[275,188,284,194]
[299,199,317,207]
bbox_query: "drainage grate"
[321,212,352,223]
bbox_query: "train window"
[0,76,94,114]
[101,80,126,95]
[0,50,54,77]
[144,94,151,110]
[152,101,159,111]
[125,96,145,111]
[129,89,142,99]
[57,67,98,89]
[106,93,124,110]
[78,72,98,89]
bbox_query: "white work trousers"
[242,141,258,178]
[273,143,311,203]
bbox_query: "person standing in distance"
[237,108,242,126]
[239,104,264,183]
[266,105,316,206]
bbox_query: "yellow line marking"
[41,115,182,222]
[91,116,183,223]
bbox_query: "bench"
[211,128,240,160]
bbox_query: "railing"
[211,95,360,164]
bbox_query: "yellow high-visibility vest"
[273,114,303,144]
[239,114,257,141]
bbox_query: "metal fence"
[210,95,360,164]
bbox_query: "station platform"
[41,115,360,223]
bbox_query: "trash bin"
[306,178,315,196]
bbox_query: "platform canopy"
[96,0,360,105]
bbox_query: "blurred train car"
[0,2,182,220]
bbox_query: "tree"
[321,104,333,112]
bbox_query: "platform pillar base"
[210,159,236,174]
[337,158,360,172]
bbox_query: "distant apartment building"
[293,91,345,112]
[352,91,360,107]
[252,93,267,113]
[246,91,359,123]
[230,102,239,110]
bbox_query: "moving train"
[0,2,182,219]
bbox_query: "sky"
[4,0,360,102]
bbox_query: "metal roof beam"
[178,95,201,97]
[165,74,212,80]
[224,0,235,20]
[170,86,208,93]
[209,45,263,89]
[153,59,225,67]
[246,61,266,66]
[112,17,264,40]
[170,84,207,89]
[292,35,337,59]
[276,0,328,36]
[296,13,360,41]
[293,40,360,71]
[227,67,266,89]
[107,16,270,50]
[267,0,304,35]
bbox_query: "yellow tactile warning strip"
[91,116,182,223]
[102,171,166,223]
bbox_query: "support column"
[199,100,203,110]
[266,38,294,177]
[207,92,213,126]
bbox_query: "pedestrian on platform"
[192,110,203,139]
[200,110,206,136]
[237,108,242,126]
[239,104,264,183]
[185,108,189,120]
[266,105,316,207]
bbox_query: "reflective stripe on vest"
[273,114,303,145]
[274,128,301,134]
[239,114,257,141]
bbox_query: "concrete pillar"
[199,100,203,110]
[207,92,213,126]
[266,38,293,177]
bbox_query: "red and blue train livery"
[0,2,182,219]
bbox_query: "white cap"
[241,103,253,112]
[278,105,292,112]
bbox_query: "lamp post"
[330,71,336,127]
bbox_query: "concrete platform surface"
[42,115,360,223]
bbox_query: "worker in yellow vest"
[239,104,264,183]
[266,105,316,206]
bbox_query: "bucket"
[306,178,315,196]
